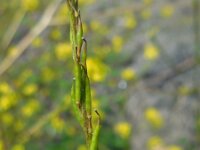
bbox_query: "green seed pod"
[76,16,83,56]
[75,61,82,107]
[82,38,87,68]
[85,75,91,117]
[71,79,83,126]
[80,65,86,113]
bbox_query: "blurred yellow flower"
[21,0,39,11]
[161,5,174,18]
[145,107,164,128]
[124,15,137,29]
[51,116,65,132]
[32,37,43,47]
[167,145,183,150]
[121,68,136,81]
[77,144,87,150]
[90,20,108,34]
[55,43,71,61]
[11,144,25,150]
[23,84,38,96]
[0,96,14,110]
[0,82,12,94]
[55,4,68,23]
[90,20,101,31]
[144,43,159,60]
[1,112,14,125]
[147,136,163,150]
[87,57,109,82]
[112,36,123,53]
[21,99,39,117]
[50,29,62,41]
[114,122,131,139]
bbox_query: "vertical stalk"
[66,0,100,149]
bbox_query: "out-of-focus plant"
[66,0,101,149]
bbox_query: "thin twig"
[0,0,63,76]
[1,10,26,50]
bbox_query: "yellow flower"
[55,43,71,61]
[90,20,108,34]
[87,58,109,82]
[21,99,39,117]
[23,84,38,96]
[77,144,87,150]
[0,95,14,110]
[50,29,62,41]
[145,107,164,128]
[90,20,101,31]
[161,5,174,18]
[147,136,163,150]
[167,145,183,150]
[55,4,68,23]
[0,82,12,94]
[121,68,136,81]
[114,122,131,139]
[124,15,137,29]
[144,43,159,60]
[1,112,14,125]
[21,0,39,11]
[51,116,65,132]
[112,36,123,53]
[11,144,25,150]
[32,37,43,47]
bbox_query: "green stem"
[66,0,100,149]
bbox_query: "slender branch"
[0,0,63,76]
[1,10,26,50]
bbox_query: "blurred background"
[0,0,200,149]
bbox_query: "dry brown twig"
[0,0,64,76]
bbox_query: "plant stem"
[66,0,100,149]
